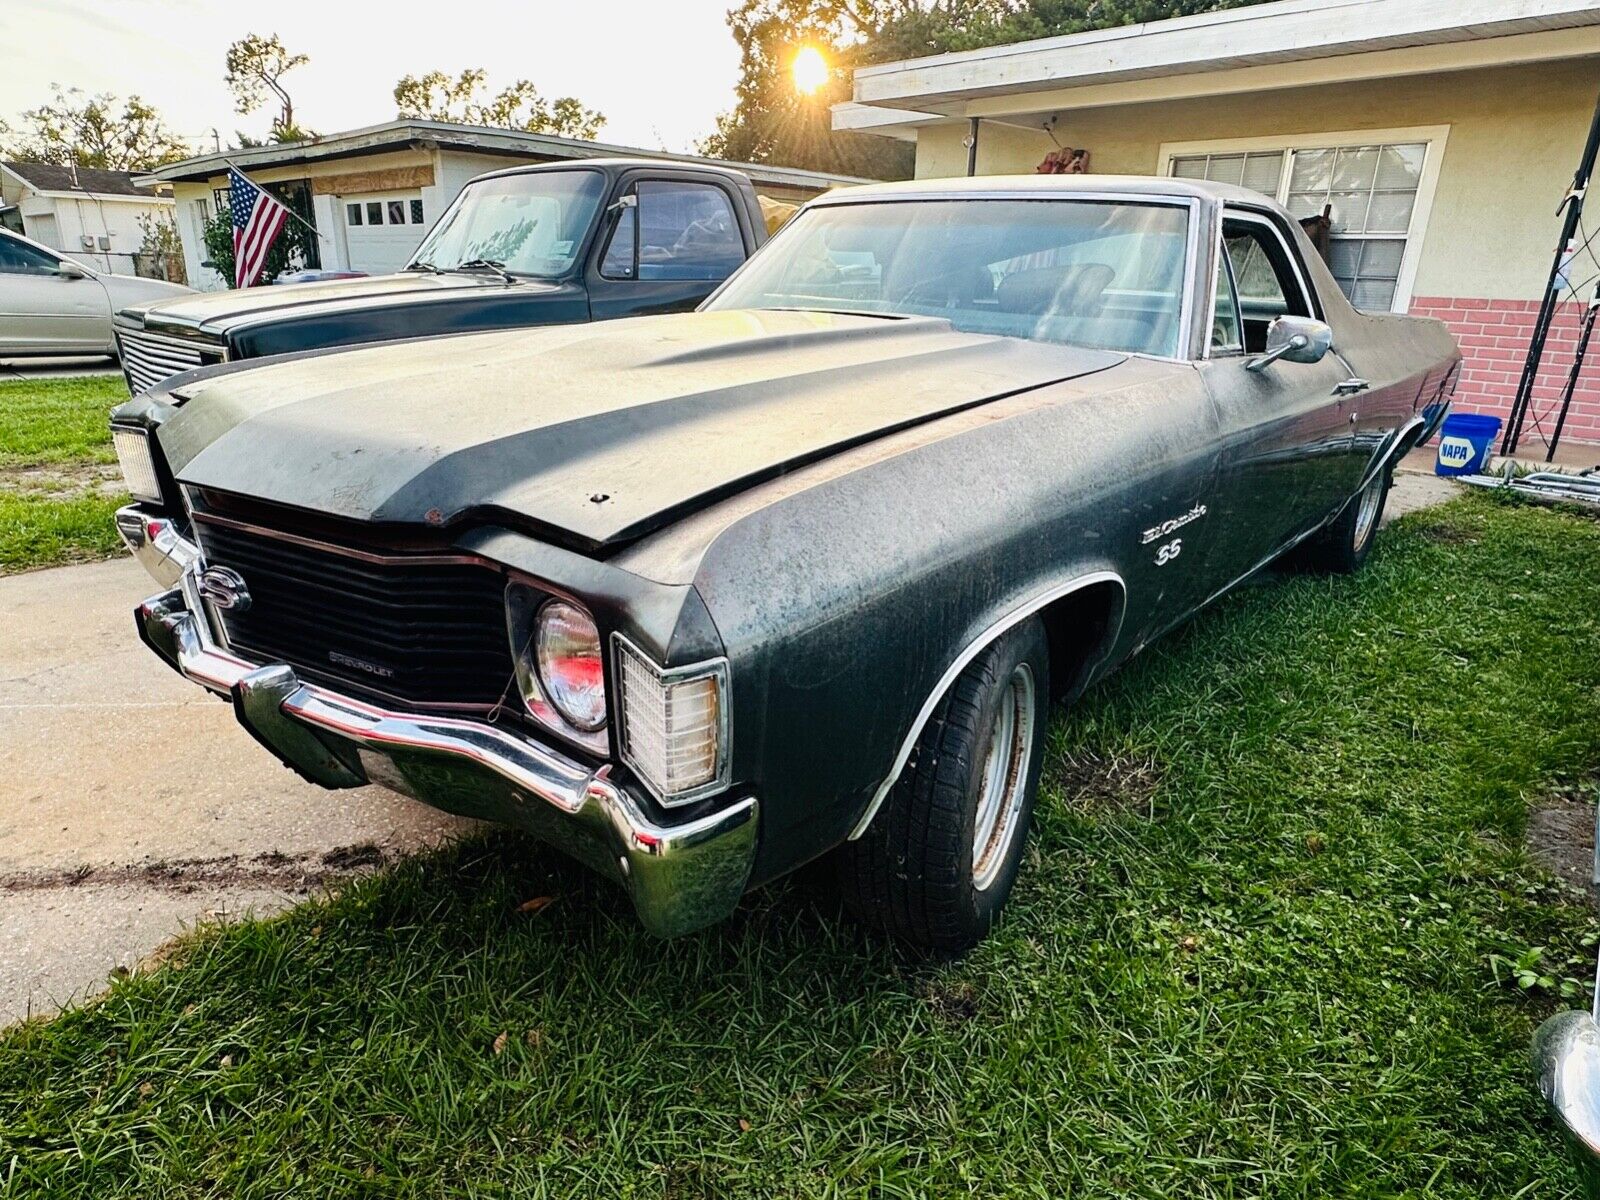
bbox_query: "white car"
[0,227,190,358]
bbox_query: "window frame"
[600,176,746,284]
[1159,124,1450,314]
[1205,207,1319,361]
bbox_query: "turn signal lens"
[615,636,728,805]
[112,426,162,505]
[534,601,607,732]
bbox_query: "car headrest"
[996,263,1116,317]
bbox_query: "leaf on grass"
[738,1119,752,1132]
[516,896,556,914]
[493,1031,509,1056]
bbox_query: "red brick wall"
[1409,296,1600,447]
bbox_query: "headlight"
[534,601,608,732]
[615,635,729,806]
[112,426,162,505]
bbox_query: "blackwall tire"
[833,617,1051,952]
[1293,466,1391,575]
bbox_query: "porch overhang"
[839,0,1600,130]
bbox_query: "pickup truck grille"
[191,517,516,711]
[118,328,218,395]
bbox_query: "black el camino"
[110,175,1460,948]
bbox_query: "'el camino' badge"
[197,565,251,612]
[1141,504,1208,546]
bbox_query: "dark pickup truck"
[112,158,773,395]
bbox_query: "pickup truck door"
[586,172,755,321]
[0,235,111,354]
[1196,210,1355,588]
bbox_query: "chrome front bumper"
[134,561,758,938]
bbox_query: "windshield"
[707,198,1192,357]
[409,170,606,278]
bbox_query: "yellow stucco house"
[838,0,1600,447]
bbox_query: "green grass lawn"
[0,375,128,573]
[2,494,1597,1197]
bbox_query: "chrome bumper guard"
[135,565,758,937]
[116,503,200,589]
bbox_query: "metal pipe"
[1550,288,1600,461]
[1504,80,1600,456]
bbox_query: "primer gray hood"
[164,309,1122,550]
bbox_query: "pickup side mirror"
[55,260,89,280]
[1247,315,1333,372]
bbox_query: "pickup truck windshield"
[409,171,606,279]
[709,198,1191,358]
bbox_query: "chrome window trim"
[611,632,732,808]
[849,568,1126,841]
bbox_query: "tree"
[0,86,190,171]
[201,206,300,288]
[703,0,1278,178]
[136,211,186,285]
[393,70,605,140]
[698,0,926,179]
[225,33,311,142]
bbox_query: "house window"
[387,200,406,226]
[367,201,383,225]
[410,199,425,224]
[1170,137,1433,313]
[347,203,363,226]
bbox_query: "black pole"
[1504,83,1600,455]
[966,117,979,177]
[1549,289,1600,462]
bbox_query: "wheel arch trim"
[846,568,1127,841]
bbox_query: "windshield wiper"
[454,258,515,283]
[402,261,443,274]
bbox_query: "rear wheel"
[834,618,1051,951]
[1293,467,1390,574]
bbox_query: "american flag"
[227,167,291,289]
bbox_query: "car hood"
[164,309,1122,550]
[131,270,520,336]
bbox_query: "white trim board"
[1158,124,1452,313]
[854,0,1600,106]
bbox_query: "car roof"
[469,157,752,186]
[809,173,1275,209]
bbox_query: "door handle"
[1334,378,1371,397]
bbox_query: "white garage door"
[341,192,429,275]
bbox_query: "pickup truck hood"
[132,270,522,337]
[165,309,1122,550]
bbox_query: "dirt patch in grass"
[1419,523,1481,545]
[1050,748,1162,817]
[1528,784,1599,901]
[0,461,123,500]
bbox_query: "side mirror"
[1246,316,1333,372]
[55,260,88,280]
[607,193,638,215]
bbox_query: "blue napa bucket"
[1435,412,1502,476]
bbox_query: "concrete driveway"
[0,557,473,1025]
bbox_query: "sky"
[0,0,745,156]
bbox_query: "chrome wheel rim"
[972,663,1036,891]
[1352,474,1384,550]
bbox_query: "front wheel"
[1293,466,1391,574]
[833,618,1051,951]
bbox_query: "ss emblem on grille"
[197,565,251,612]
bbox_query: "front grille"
[192,517,517,710]
[118,328,216,394]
